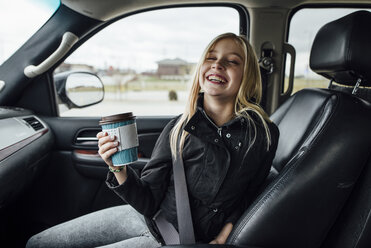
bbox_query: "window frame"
[51,3,249,117]
[282,4,371,97]
[51,3,249,71]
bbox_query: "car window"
[55,7,240,116]
[0,0,60,66]
[285,8,368,94]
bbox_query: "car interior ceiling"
[0,1,370,248]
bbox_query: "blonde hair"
[170,33,272,158]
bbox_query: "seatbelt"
[173,134,196,244]
[153,131,196,245]
[153,210,180,245]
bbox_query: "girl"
[27,33,279,247]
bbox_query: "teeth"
[208,75,226,83]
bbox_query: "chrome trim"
[76,137,99,141]
[0,80,5,92]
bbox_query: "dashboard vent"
[23,117,44,131]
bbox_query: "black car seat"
[226,10,371,248]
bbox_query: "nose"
[212,59,225,70]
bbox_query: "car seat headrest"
[310,10,371,87]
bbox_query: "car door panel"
[43,116,172,150]
[28,116,173,229]
[72,150,149,180]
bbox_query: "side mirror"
[54,71,104,109]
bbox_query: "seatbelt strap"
[153,210,180,245]
[173,135,196,244]
[153,130,195,245]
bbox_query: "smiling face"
[199,37,245,103]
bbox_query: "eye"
[228,60,239,65]
[206,57,216,61]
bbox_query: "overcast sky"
[0,1,366,77]
[0,0,59,63]
[64,7,240,72]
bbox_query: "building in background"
[156,58,195,80]
[55,62,96,73]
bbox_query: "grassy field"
[104,75,331,94]
[287,77,329,93]
[104,75,189,92]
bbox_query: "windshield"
[0,0,60,66]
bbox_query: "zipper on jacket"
[201,109,222,136]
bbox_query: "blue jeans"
[26,205,161,248]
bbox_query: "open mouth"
[206,74,228,84]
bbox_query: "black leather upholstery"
[270,89,335,173]
[226,10,371,248]
[310,10,371,86]
[321,157,371,248]
[227,89,371,248]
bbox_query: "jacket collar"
[195,93,244,126]
[184,93,245,141]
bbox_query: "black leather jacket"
[106,97,279,243]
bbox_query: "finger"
[98,134,116,147]
[99,141,118,155]
[101,147,118,161]
[96,131,106,138]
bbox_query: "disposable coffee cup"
[99,112,139,166]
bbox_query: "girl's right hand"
[97,131,118,167]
